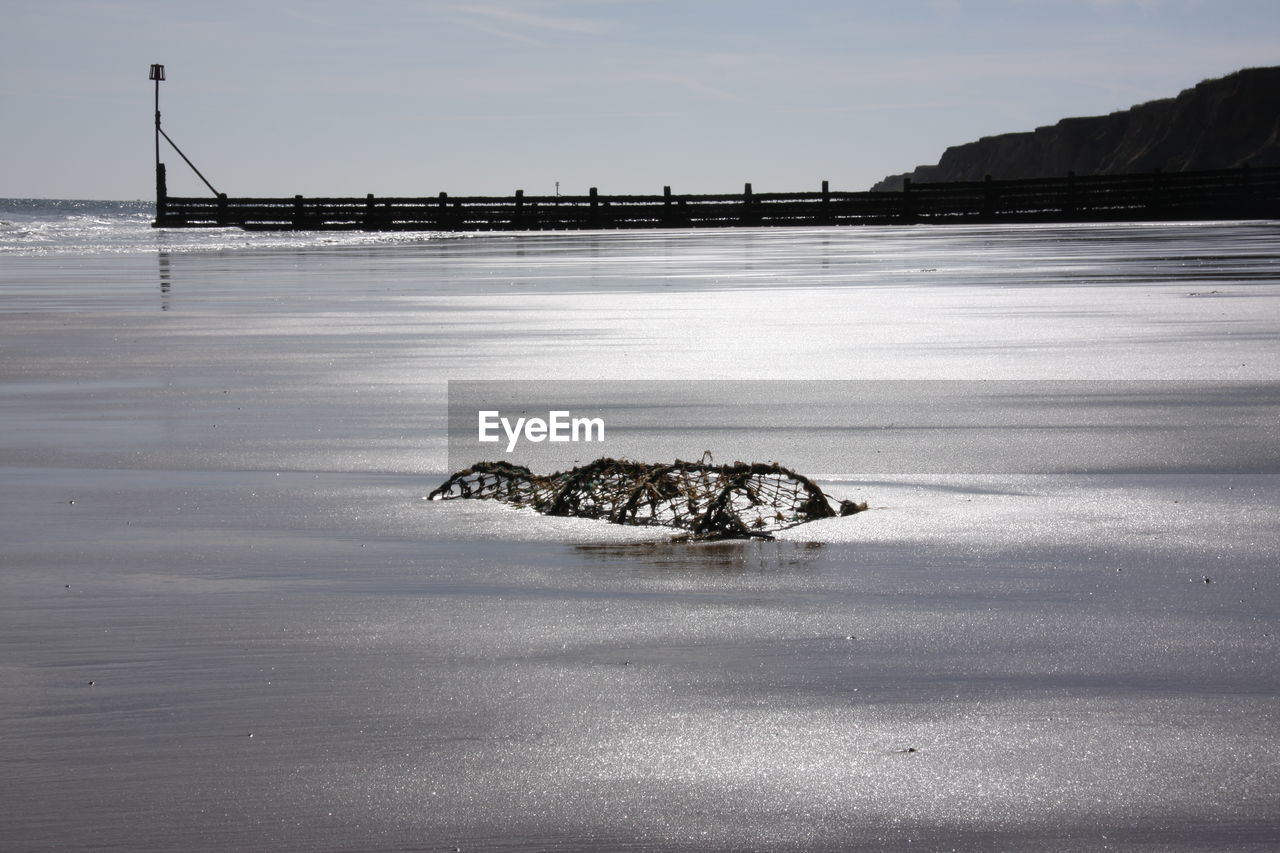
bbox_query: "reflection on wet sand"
[573,539,826,574]
[158,251,171,310]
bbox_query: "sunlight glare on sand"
[1,221,1278,851]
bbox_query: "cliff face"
[873,67,1280,191]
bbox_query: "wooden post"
[514,189,524,229]
[663,185,673,226]
[902,177,914,223]
[293,194,304,228]
[821,180,830,224]
[364,193,375,228]
[155,162,168,225]
[742,182,754,225]
[438,191,448,229]
[589,187,599,227]
[216,192,228,226]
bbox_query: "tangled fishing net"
[428,456,866,540]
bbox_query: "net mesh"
[428,456,866,540]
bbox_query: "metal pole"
[158,127,219,196]
[154,74,160,172]
[149,64,166,217]
[146,64,218,199]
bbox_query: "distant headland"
[872,66,1280,191]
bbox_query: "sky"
[1,0,1277,200]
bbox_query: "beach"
[1,216,1278,850]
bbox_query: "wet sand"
[2,224,1279,850]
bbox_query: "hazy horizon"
[3,0,1279,200]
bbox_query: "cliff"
[872,67,1280,191]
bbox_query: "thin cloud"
[445,1,610,44]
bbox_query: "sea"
[2,198,1278,851]
[0,198,463,256]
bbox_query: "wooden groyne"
[153,166,1280,231]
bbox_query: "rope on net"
[428,455,866,540]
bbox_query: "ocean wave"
[0,199,464,256]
